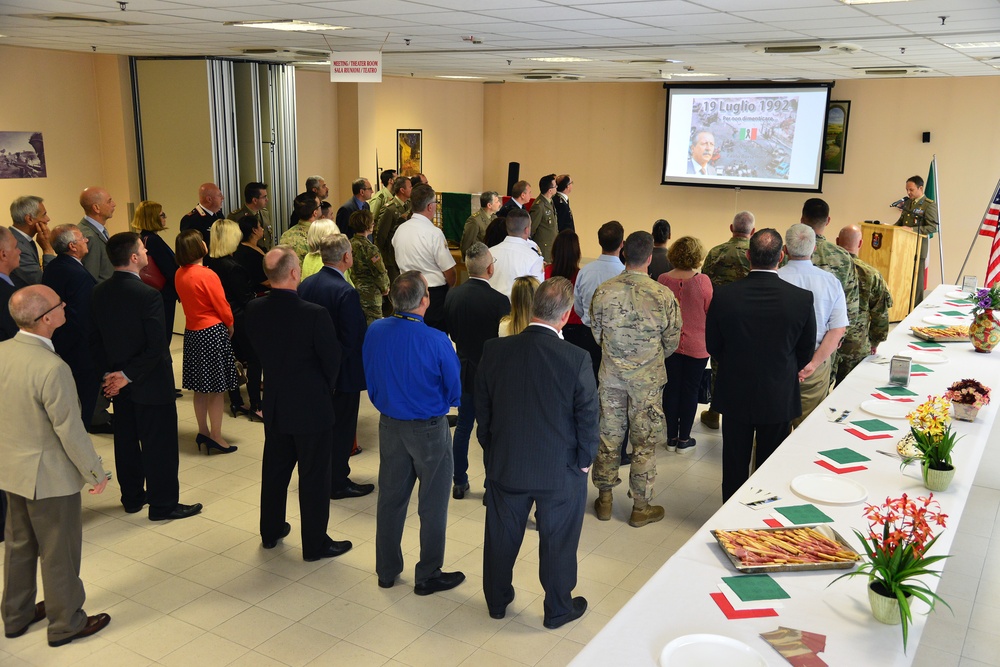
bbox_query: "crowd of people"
[0,171,899,645]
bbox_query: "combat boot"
[628,502,664,528]
[700,409,720,429]
[594,490,612,521]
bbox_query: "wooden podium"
[858,222,921,322]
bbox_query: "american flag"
[982,182,1000,286]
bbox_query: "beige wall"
[484,78,1000,290]
[0,46,136,234]
[295,69,340,198]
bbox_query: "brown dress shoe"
[48,613,111,647]
[5,601,45,638]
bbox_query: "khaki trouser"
[793,356,832,429]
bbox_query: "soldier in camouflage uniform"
[529,174,558,263]
[894,174,938,305]
[349,209,389,325]
[833,224,893,385]
[374,177,413,284]
[369,169,396,224]
[460,191,499,259]
[590,231,682,528]
[699,210,755,429]
[799,198,860,325]
[279,193,321,264]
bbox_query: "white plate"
[897,349,949,364]
[660,634,767,667]
[790,473,868,505]
[922,315,971,325]
[859,398,913,420]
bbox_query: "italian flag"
[739,128,758,140]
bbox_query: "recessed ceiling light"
[438,75,483,79]
[526,57,592,63]
[946,42,1000,49]
[225,20,348,32]
[838,0,909,5]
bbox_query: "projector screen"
[662,84,832,192]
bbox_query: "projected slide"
[662,85,830,192]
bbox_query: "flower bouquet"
[943,378,991,421]
[970,285,1000,315]
[831,494,950,651]
[968,286,1000,352]
[906,395,960,490]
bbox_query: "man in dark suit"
[706,228,817,502]
[77,187,116,283]
[442,242,510,499]
[91,232,202,521]
[178,182,225,254]
[42,224,108,431]
[476,277,599,629]
[246,246,353,562]
[8,194,55,287]
[298,233,374,500]
[335,177,372,236]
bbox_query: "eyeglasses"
[34,300,65,322]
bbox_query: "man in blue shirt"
[363,270,465,596]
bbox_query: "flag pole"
[955,177,1000,282]
[931,155,945,285]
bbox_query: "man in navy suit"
[335,177,372,236]
[476,277,599,629]
[706,228,817,502]
[299,233,374,499]
[42,225,103,429]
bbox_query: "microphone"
[889,197,907,208]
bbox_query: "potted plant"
[968,286,1000,352]
[906,395,960,491]
[831,493,950,651]
[943,378,990,421]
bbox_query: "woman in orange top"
[174,229,238,454]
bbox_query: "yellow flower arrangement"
[905,395,960,478]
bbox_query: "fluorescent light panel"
[526,57,593,63]
[946,42,1000,49]
[225,20,348,32]
[838,0,909,5]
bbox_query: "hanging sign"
[330,52,382,83]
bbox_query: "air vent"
[523,74,553,80]
[241,48,279,55]
[16,13,138,26]
[521,71,584,81]
[293,49,329,58]
[765,45,822,54]
[748,42,860,55]
[860,66,931,75]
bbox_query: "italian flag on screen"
[739,128,758,140]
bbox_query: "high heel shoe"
[230,403,250,418]
[202,436,238,455]
[248,406,263,422]
[196,433,208,452]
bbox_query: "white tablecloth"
[572,284,1000,666]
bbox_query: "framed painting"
[397,129,422,177]
[822,101,850,174]
[0,131,46,179]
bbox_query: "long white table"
[572,284,1000,666]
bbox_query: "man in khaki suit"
[0,285,111,647]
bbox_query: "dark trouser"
[424,285,449,333]
[260,426,333,557]
[112,394,179,514]
[721,417,790,502]
[0,491,5,542]
[331,391,361,491]
[376,415,452,585]
[162,292,177,344]
[453,390,475,485]
[484,473,587,622]
[2,493,88,643]
[229,318,263,410]
[663,354,709,440]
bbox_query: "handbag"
[139,253,166,291]
[235,360,248,386]
[697,367,712,405]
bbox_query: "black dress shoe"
[149,503,203,521]
[414,571,465,596]
[303,538,353,562]
[87,422,114,435]
[543,596,587,630]
[330,481,375,500]
[452,482,470,500]
[262,522,291,549]
[5,601,45,638]
[377,577,395,589]
[488,590,515,620]
[48,613,111,647]
[123,503,145,514]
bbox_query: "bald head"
[79,186,116,223]
[837,224,863,257]
[9,285,64,334]
[198,183,224,214]
[263,246,300,289]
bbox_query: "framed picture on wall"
[822,101,850,174]
[397,129,422,177]
[0,131,46,179]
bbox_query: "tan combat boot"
[628,502,664,528]
[700,409,720,429]
[594,490,613,521]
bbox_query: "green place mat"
[818,447,871,464]
[849,419,898,433]
[911,364,933,373]
[937,310,968,316]
[909,340,946,349]
[876,385,919,397]
[722,574,790,602]
[775,504,833,524]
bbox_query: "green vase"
[869,582,910,625]
[923,463,956,492]
[969,310,1000,353]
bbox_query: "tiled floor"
[1,334,999,666]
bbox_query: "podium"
[857,222,921,322]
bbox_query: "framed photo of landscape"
[397,129,422,177]
[822,101,850,174]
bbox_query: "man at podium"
[894,175,938,304]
